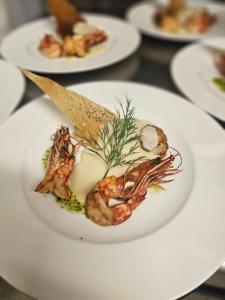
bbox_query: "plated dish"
[0,59,25,124]
[22,69,182,227]
[126,0,225,42]
[171,37,225,121]
[23,70,181,227]
[1,14,140,73]
[154,0,216,35]
[39,0,107,59]
[0,80,225,300]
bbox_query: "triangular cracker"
[21,69,115,141]
[48,0,84,37]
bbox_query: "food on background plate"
[154,0,216,34]
[212,77,225,92]
[21,69,182,227]
[39,0,108,58]
[212,53,225,92]
[48,0,84,37]
[213,52,225,77]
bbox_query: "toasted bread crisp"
[168,0,186,14]
[21,69,115,141]
[48,0,84,37]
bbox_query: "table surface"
[1,30,225,300]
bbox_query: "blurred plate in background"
[0,60,25,124]
[1,14,140,74]
[126,1,225,42]
[171,37,225,121]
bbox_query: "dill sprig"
[88,99,144,178]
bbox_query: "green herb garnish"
[88,99,144,178]
[57,193,84,213]
[212,77,225,92]
[42,148,51,170]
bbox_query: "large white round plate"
[171,37,225,121]
[126,1,225,42]
[0,14,140,74]
[0,59,25,124]
[0,81,225,300]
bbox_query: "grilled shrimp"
[39,34,62,58]
[63,31,107,57]
[63,36,86,57]
[83,31,107,48]
[35,126,80,200]
[85,151,182,226]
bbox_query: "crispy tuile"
[48,0,85,37]
[168,0,186,14]
[20,68,115,142]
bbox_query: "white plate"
[1,81,225,300]
[171,37,225,121]
[126,1,225,42]
[0,14,140,74]
[0,59,25,124]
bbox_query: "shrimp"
[35,126,80,200]
[85,152,182,226]
[63,31,107,57]
[83,31,108,48]
[39,34,62,58]
[63,36,86,57]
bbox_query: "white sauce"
[73,22,99,36]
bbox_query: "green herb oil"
[42,148,51,170]
[212,77,225,92]
[57,193,84,213]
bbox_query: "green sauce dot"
[56,192,84,213]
